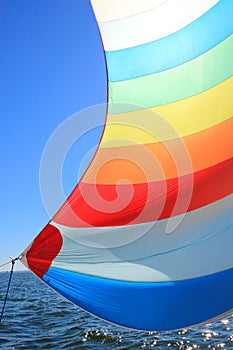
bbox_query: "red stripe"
[25,224,63,278]
[54,157,233,227]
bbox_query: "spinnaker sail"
[20,0,233,331]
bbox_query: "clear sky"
[0,0,106,270]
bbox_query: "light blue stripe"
[106,0,233,82]
[43,266,233,331]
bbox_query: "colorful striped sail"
[20,0,233,331]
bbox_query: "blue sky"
[0,0,106,270]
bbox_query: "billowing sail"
[20,0,233,331]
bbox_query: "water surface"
[0,271,232,349]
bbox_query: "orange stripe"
[83,118,233,184]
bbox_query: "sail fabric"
[105,0,232,81]
[21,0,233,331]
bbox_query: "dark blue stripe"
[43,267,233,331]
[106,0,233,82]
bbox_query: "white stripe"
[97,0,220,51]
[91,0,165,23]
[51,195,233,282]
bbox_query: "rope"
[0,260,12,269]
[0,257,20,323]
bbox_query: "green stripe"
[108,35,233,114]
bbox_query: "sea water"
[0,271,233,349]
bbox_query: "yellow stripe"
[101,77,233,148]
